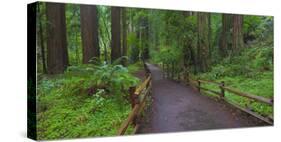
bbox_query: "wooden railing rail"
[135,75,151,95]
[222,86,273,105]
[198,79,221,86]
[117,104,140,135]
[117,66,152,135]
[190,78,273,106]
[188,77,273,124]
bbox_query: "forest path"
[137,63,267,134]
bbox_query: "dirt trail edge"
[137,63,268,134]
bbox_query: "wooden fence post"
[186,70,189,84]
[149,78,152,95]
[270,97,274,104]
[169,63,171,79]
[144,63,149,77]
[220,81,225,99]
[197,80,201,92]
[129,86,137,108]
[145,63,151,77]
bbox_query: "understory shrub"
[195,46,273,116]
[37,63,140,139]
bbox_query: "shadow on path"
[137,63,268,134]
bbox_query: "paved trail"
[137,64,267,134]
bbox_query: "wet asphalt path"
[137,64,267,134]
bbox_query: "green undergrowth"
[37,62,141,140]
[127,61,144,74]
[194,46,273,116]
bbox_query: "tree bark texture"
[80,4,100,63]
[37,3,47,73]
[197,12,210,72]
[111,7,121,62]
[232,14,244,54]
[122,8,127,66]
[46,3,68,74]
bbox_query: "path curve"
[137,63,268,134]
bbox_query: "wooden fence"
[161,63,274,124]
[117,63,152,135]
[118,62,273,135]
[189,78,273,124]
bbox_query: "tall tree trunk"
[60,4,68,67]
[80,5,100,63]
[232,14,243,54]
[100,12,110,63]
[220,14,228,57]
[197,12,210,72]
[37,3,47,74]
[72,7,80,64]
[139,27,142,61]
[46,3,68,74]
[121,8,127,66]
[75,28,80,64]
[128,9,139,63]
[208,13,212,57]
[111,7,121,62]
[182,11,192,71]
[144,23,150,60]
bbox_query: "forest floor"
[36,62,145,139]
[133,68,146,82]
[137,64,269,134]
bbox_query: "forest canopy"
[37,3,273,74]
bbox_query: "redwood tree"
[46,3,68,74]
[197,12,210,72]
[80,4,100,63]
[232,14,244,54]
[111,7,121,62]
[37,3,47,73]
[121,8,127,66]
[219,14,232,57]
